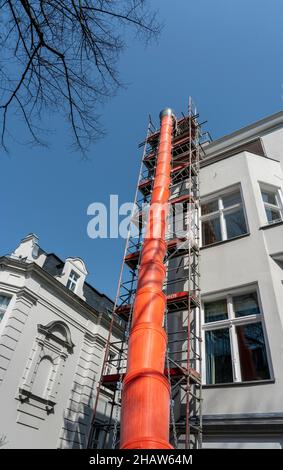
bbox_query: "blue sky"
[1,0,283,299]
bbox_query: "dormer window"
[66,270,80,293]
[56,257,87,300]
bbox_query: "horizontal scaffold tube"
[120,108,175,449]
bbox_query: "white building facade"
[0,234,122,449]
[200,111,283,448]
[1,111,283,450]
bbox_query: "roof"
[203,110,283,162]
[41,253,114,315]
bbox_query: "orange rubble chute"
[120,108,175,449]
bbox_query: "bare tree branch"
[0,0,160,154]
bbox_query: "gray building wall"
[2,111,283,450]
[200,112,283,448]
[0,235,121,449]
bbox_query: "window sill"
[203,378,275,389]
[18,387,56,413]
[260,219,283,230]
[200,232,250,250]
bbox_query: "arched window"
[49,323,68,341]
[32,355,53,398]
[19,321,74,411]
[38,320,74,353]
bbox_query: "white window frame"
[66,270,80,292]
[202,286,271,385]
[200,185,248,246]
[259,183,283,225]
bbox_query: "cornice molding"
[0,256,124,338]
[16,288,38,306]
[0,256,101,318]
[204,111,283,161]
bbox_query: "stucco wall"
[0,261,116,449]
[200,152,283,419]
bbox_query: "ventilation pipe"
[120,108,175,449]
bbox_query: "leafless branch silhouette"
[0,1,160,154]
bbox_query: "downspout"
[120,108,175,449]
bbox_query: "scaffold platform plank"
[101,367,201,392]
[125,237,199,269]
[116,291,200,320]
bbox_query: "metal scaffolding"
[88,98,208,449]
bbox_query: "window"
[0,295,10,322]
[19,321,74,409]
[201,188,248,246]
[91,427,102,449]
[260,184,283,224]
[66,270,80,292]
[203,290,270,384]
[205,328,233,384]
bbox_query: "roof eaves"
[204,110,283,160]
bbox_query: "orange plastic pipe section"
[120,108,174,449]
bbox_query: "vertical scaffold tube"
[120,108,174,449]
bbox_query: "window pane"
[67,270,79,292]
[225,209,247,238]
[233,292,260,317]
[205,329,233,384]
[67,279,76,291]
[70,270,79,281]
[202,217,221,245]
[261,190,277,205]
[204,299,228,323]
[265,207,281,223]
[236,323,270,381]
[68,280,76,292]
[0,295,10,322]
[0,295,10,309]
[201,200,218,215]
[222,191,241,208]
